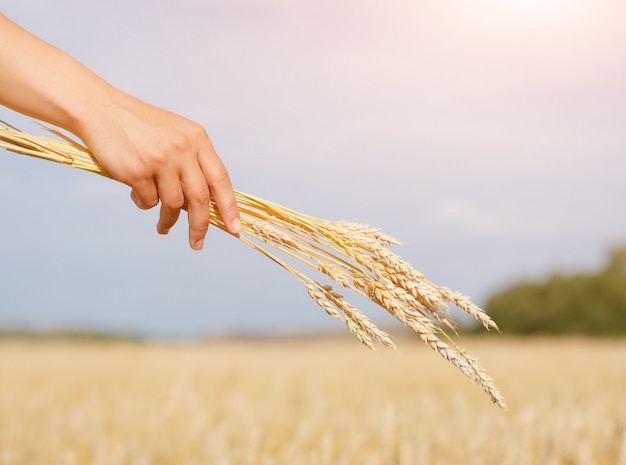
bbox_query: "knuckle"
[133,194,158,210]
[211,168,232,188]
[187,185,212,207]
[141,193,160,209]
[172,123,206,153]
[190,222,209,236]
[148,148,169,170]
[162,194,185,211]
[220,201,239,217]
[124,163,148,186]
[170,133,191,154]
[170,124,210,160]
[126,160,155,187]
[186,121,208,141]
[129,175,159,210]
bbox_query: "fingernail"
[231,217,242,234]
[193,238,204,250]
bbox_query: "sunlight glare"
[484,0,582,15]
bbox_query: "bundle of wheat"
[0,122,506,409]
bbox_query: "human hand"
[76,92,241,250]
[0,13,240,249]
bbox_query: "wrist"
[63,81,122,141]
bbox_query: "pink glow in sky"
[1,1,624,336]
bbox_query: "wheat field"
[0,335,624,465]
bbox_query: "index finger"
[198,146,241,235]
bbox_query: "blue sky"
[1,0,625,338]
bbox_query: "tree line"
[483,248,626,335]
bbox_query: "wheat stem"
[0,122,507,409]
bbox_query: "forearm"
[0,13,116,137]
[0,12,241,244]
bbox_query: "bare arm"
[0,13,241,249]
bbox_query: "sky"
[0,0,625,339]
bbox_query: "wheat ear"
[0,123,507,409]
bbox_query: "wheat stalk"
[0,122,507,409]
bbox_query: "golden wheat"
[0,337,625,464]
[0,122,506,408]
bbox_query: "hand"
[0,13,240,249]
[76,92,241,250]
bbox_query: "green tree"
[484,247,626,335]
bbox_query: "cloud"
[428,198,507,237]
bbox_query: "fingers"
[129,159,238,250]
[180,166,212,250]
[182,146,242,249]
[129,178,159,210]
[155,172,184,236]
[121,123,240,250]
[198,146,241,235]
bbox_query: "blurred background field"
[0,336,625,465]
[1,1,625,463]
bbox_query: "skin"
[0,13,242,249]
